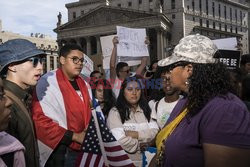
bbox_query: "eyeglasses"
[68,56,84,64]
[26,57,45,67]
[120,70,130,74]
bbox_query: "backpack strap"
[5,90,35,135]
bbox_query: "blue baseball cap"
[0,38,46,73]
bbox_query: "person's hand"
[125,130,139,139]
[145,36,150,45]
[72,129,87,144]
[141,57,148,63]
[112,36,119,47]
[140,142,150,151]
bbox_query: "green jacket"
[4,80,40,167]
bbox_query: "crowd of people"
[0,34,250,167]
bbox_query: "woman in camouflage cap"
[155,34,250,167]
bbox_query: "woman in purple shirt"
[156,34,250,167]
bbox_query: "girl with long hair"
[107,75,158,166]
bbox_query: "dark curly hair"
[116,75,151,124]
[187,63,232,117]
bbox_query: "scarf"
[32,68,92,166]
[0,132,25,167]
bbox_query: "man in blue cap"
[0,38,46,167]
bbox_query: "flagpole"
[91,109,109,167]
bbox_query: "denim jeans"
[45,145,80,167]
[64,148,80,167]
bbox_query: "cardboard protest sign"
[81,54,94,77]
[117,26,149,57]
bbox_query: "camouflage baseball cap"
[158,34,218,67]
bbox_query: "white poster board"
[117,26,149,57]
[81,54,93,77]
[100,35,116,69]
[213,37,238,51]
[100,34,142,69]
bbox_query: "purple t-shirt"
[164,93,250,167]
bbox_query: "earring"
[185,81,189,86]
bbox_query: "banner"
[217,50,240,69]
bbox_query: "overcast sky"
[0,0,77,39]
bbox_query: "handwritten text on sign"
[117,26,149,57]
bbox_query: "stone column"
[163,33,167,58]
[166,34,170,58]
[157,30,163,60]
[54,54,58,69]
[96,35,101,55]
[46,55,50,72]
[75,38,81,46]
[86,37,91,56]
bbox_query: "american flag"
[77,99,135,167]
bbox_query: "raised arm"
[136,57,148,76]
[110,36,119,82]
[136,37,150,76]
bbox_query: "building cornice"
[193,26,242,37]
[218,0,249,9]
[55,5,172,32]
[56,15,171,40]
[66,0,104,8]
[185,10,248,29]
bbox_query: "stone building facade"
[56,0,249,71]
[164,0,249,53]
[55,3,172,69]
[0,20,59,73]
